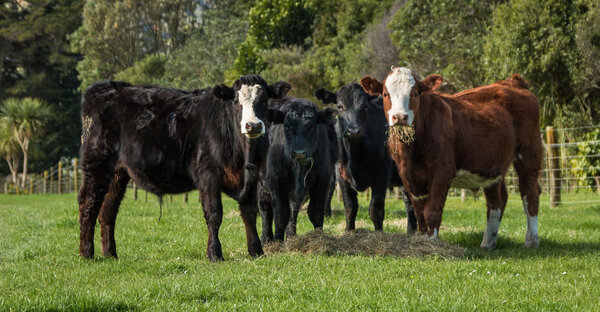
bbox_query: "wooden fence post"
[29,177,33,194]
[73,158,78,193]
[145,190,148,202]
[133,182,138,200]
[4,183,7,194]
[183,192,188,203]
[43,171,48,194]
[546,126,561,207]
[58,162,63,194]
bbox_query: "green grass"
[1,191,599,311]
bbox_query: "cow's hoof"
[79,243,94,259]
[480,240,497,251]
[524,234,539,249]
[248,242,264,258]
[207,253,225,262]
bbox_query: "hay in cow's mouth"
[263,229,466,259]
[388,125,415,145]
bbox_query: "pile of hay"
[387,125,415,156]
[264,229,466,259]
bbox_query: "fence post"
[58,161,63,194]
[43,171,48,194]
[546,126,561,207]
[133,182,138,200]
[73,158,78,193]
[145,190,148,202]
[4,183,7,194]
[29,177,33,194]
[183,192,188,203]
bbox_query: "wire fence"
[3,125,600,208]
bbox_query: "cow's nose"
[245,121,263,133]
[344,127,362,139]
[391,113,408,126]
[291,149,307,160]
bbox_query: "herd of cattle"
[77,67,542,261]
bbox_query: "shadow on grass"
[445,230,600,260]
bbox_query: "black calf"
[258,98,337,242]
[315,83,416,233]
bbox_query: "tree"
[389,0,504,91]
[0,98,51,187]
[0,121,20,184]
[483,0,581,126]
[0,0,84,173]
[70,0,203,90]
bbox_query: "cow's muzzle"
[390,113,409,126]
[344,127,362,140]
[244,121,264,138]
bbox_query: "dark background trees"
[1,0,599,177]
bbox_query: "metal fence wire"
[3,126,600,208]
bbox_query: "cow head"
[270,99,336,164]
[213,75,291,139]
[360,67,442,127]
[315,83,373,142]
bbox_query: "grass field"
[1,191,599,311]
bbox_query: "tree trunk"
[21,151,28,188]
[4,157,17,184]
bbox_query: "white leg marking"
[523,195,539,248]
[480,208,501,250]
[430,228,439,240]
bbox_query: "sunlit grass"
[1,192,599,311]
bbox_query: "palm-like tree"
[0,98,52,187]
[0,122,21,184]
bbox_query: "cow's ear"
[317,107,337,124]
[422,74,443,91]
[212,84,235,100]
[267,108,285,124]
[314,88,337,104]
[360,76,383,95]
[267,81,291,99]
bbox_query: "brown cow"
[360,67,542,249]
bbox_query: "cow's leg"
[514,155,541,249]
[339,177,359,231]
[401,188,417,234]
[369,185,386,231]
[238,184,264,258]
[323,175,336,217]
[411,198,427,235]
[78,159,114,259]
[306,181,327,231]
[272,187,291,241]
[422,179,451,238]
[200,186,224,261]
[98,168,130,258]
[258,185,274,245]
[286,200,302,238]
[480,181,508,250]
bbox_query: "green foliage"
[483,0,581,126]
[115,54,166,86]
[389,0,504,90]
[230,0,317,77]
[570,129,600,189]
[70,0,202,90]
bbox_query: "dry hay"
[264,229,466,259]
[387,125,415,156]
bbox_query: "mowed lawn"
[1,191,599,311]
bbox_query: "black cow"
[78,75,290,261]
[315,83,416,233]
[258,98,337,242]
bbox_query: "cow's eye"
[337,104,345,110]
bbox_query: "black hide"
[315,83,416,233]
[77,75,289,261]
[258,98,338,242]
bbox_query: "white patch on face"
[238,84,265,137]
[430,228,439,240]
[522,195,540,248]
[481,208,502,250]
[385,67,415,126]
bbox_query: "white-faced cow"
[78,75,290,261]
[360,68,542,249]
[315,83,416,233]
[258,98,337,242]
